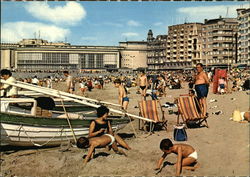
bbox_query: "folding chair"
[138,100,168,132]
[176,95,209,128]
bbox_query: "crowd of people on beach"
[1,65,249,175]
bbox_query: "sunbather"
[155,139,199,176]
[88,105,131,150]
[77,135,127,164]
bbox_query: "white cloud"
[1,22,70,43]
[127,20,141,27]
[177,4,249,23]
[25,2,86,26]
[154,22,163,26]
[121,32,139,37]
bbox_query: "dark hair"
[189,89,195,95]
[97,105,109,118]
[114,78,121,84]
[0,69,12,77]
[160,139,173,150]
[63,71,69,74]
[196,63,203,68]
[77,137,89,149]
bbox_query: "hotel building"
[202,17,238,67]
[147,30,167,70]
[166,23,203,69]
[237,8,250,65]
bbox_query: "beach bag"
[232,109,242,122]
[174,125,187,141]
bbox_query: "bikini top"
[92,120,109,137]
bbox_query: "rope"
[127,115,138,138]
[19,125,66,147]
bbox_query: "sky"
[1,1,249,46]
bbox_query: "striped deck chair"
[138,100,167,132]
[177,96,208,128]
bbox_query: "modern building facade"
[119,41,147,70]
[147,30,167,70]
[166,23,203,69]
[1,39,123,71]
[202,17,238,67]
[237,8,250,65]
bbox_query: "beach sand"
[1,82,249,176]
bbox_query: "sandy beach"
[0,81,249,176]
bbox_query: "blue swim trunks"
[195,84,208,99]
[122,97,129,102]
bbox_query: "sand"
[0,82,249,176]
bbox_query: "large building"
[147,30,167,70]
[202,17,238,67]
[237,8,250,65]
[1,39,123,71]
[166,23,203,69]
[119,41,148,70]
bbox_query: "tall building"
[202,17,238,68]
[119,41,148,70]
[1,39,122,71]
[166,23,203,69]
[147,30,167,70]
[237,8,250,65]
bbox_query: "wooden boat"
[0,80,154,147]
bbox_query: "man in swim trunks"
[114,78,129,110]
[155,139,199,176]
[194,63,209,117]
[138,71,148,100]
[77,135,127,164]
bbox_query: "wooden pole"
[1,80,155,122]
[57,91,77,144]
[16,81,121,107]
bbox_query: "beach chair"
[138,100,167,132]
[176,95,209,128]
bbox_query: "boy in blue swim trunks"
[194,63,209,117]
[114,78,129,110]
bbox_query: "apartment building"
[237,8,250,65]
[147,30,167,70]
[202,17,238,67]
[119,41,148,70]
[166,23,203,69]
[1,39,122,71]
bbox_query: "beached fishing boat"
[0,80,154,147]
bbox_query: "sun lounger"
[138,100,167,132]
[176,95,209,128]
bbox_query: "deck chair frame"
[138,99,167,133]
[176,95,209,128]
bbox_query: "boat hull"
[0,113,130,147]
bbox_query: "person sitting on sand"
[155,139,199,176]
[77,136,127,164]
[88,105,131,150]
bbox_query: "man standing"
[63,71,74,94]
[138,70,148,100]
[0,69,18,97]
[194,63,209,117]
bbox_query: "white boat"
[0,80,154,147]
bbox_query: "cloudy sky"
[1,1,248,46]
